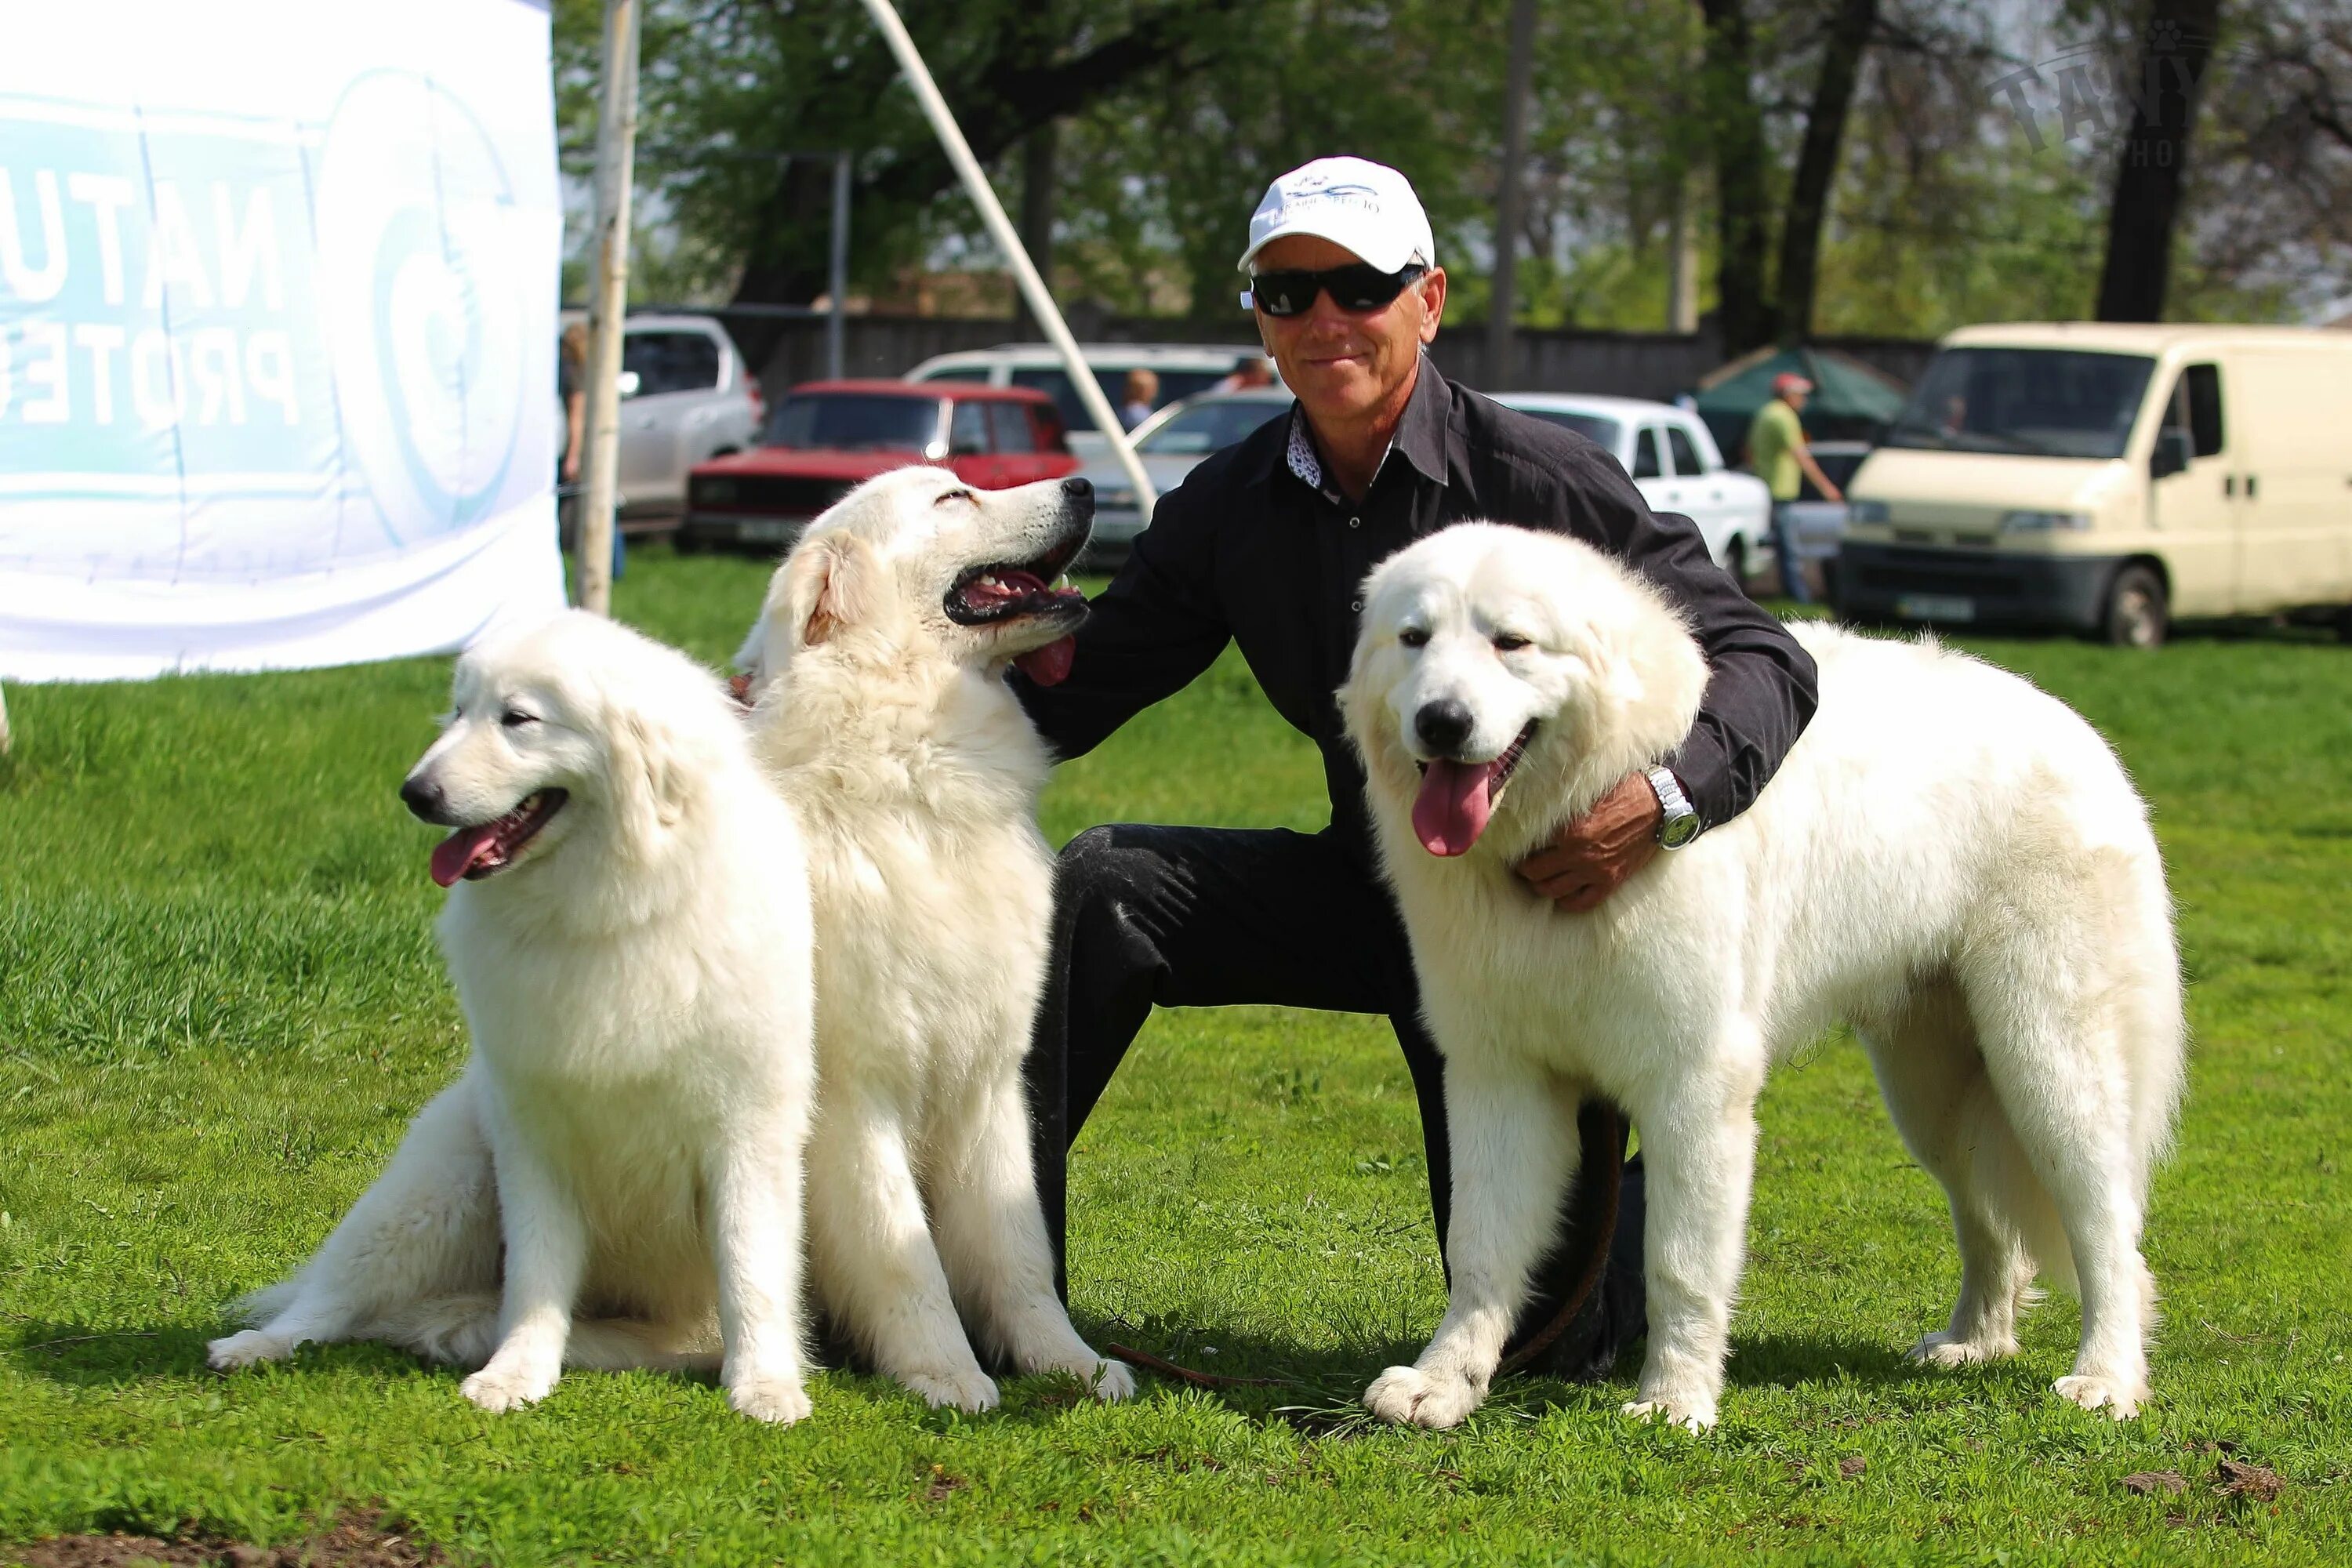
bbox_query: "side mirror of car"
[2150,427,2190,480]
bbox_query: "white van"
[904,343,1261,455]
[1836,323,2352,645]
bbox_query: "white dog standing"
[736,466,1132,1411]
[209,612,818,1424]
[1341,523,2184,1431]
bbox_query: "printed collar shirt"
[1012,359,1818,860]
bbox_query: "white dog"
[209,611,818,1424]
[1341,524,2184,1431]
[735,466,1133,1411]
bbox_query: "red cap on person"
[1773,372,1815,396]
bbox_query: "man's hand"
[1514,771,1662,913]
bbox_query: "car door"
[2147,361,2239,616]
[1630,423,1684,523]
[986,400,1054,485]
[616,329,723,509]
[944,400,1002,488]
[1663,422,1733,561]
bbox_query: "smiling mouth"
[430,789,568,887]
[1410,723,1536,858]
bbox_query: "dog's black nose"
[1415,699,1475,757]
[1061,476,1092,502]
[400,774,445,822]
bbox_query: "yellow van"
[1835,323,2352,646]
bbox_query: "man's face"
[1783,386,1809,413]
[1251,234,1446,426]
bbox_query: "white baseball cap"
[1236,157,1436,275]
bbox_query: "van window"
[915,366,994,384]
[1886,347,2155,460]
[1666,426,1706,476]
[622,330,721,395]
[1011,365,1238,430]
[2165,363,2225,457]
[1632,428,1664,479]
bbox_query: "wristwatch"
[1645,766,1702,849]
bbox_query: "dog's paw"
[1909,1329,2020,1367]
[206,1330,292,1370]
[903,1367,1000,1413]
[1091,1359,1136,1403]
[460,1360,559,1414]
[2053,1373,2145,1420]
[1622,1391,1718,1432]
[1363,1365,1483,1429]
[728,1373,813,1425]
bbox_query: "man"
[1119,368,1160,431]
[1215,355,1276,393]
[1014,157,1817,1374]
[1746,371,1842,605]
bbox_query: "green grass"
[2,544,2347,1565]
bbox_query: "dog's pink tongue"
[1014,635,1076,687]
[1412,760,1497,857]
[430,824,500,888]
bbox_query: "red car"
[677,379,1081,552]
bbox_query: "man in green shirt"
[1745,372,1843,604]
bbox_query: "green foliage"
[3,546,2348,1562]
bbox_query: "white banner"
[0,0,566,682]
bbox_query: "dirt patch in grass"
[9,1510,443,1567]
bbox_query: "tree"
[1773,0,1882,340]
[2093,0,2226,320]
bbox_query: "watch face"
[1661,813,1701,849]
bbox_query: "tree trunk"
[2095,0,2224,321]
[1700,0,1776,354]
[1486,0,1540,390]
[1773,0,1879,343]
[1015,121,1059,335]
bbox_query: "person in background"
[1119,368,1160,430]
[1215,355,1276,393]
[557,320,623,582]
[1744,371,1839,604]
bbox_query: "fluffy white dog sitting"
[1341,524,2184,1431]
[735,466,1133,1411]
[209,612,818,1424]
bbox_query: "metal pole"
[827,154,851,380]
[855,0,1157,515]
[576,0,642,617]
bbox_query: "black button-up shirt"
[1013,360,1817,861]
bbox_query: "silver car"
[1073,388,1295,566]
[561,313,764,527]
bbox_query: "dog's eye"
[1399,627,1430,648]
[501,710,539,729]
[934,488,975,507]
[1492,633,1533,653]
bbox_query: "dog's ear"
[782,532,882,648]
[605,703,693,834]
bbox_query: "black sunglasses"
[1248,263,1427,318]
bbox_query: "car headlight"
[696,478,737,506]
[2000,509,2092,533]
[1848,499,1890,525]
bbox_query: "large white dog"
[735,466,1133,1411]
[1341,524,2184,1432]
[209,612,819,1424]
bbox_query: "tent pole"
[577,0,642,616]
[855,0,1156,517]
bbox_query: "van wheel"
[2103,564,2167,648]
[673,533,705,556]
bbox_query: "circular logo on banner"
[316,71,527,543]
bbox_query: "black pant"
[1023,822,1645,1377]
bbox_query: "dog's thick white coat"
[1341,524,2184,1431]
[737,466,1132,1411]
[208,612,819,1423]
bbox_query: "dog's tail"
[372,1294,721,1373]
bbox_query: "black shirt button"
[1350,599,1363,613]
[1348,516,1362,528]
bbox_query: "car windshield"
[767,393,939,452]
[1884,349,2155,459]
[1515,408,1622,451]
[1136,398,1291,456]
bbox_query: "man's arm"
[1793,440,1844,503]
[1011,481,1233,761]
[1546,439,1820,829]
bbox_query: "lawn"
[2,544,2347,1566]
